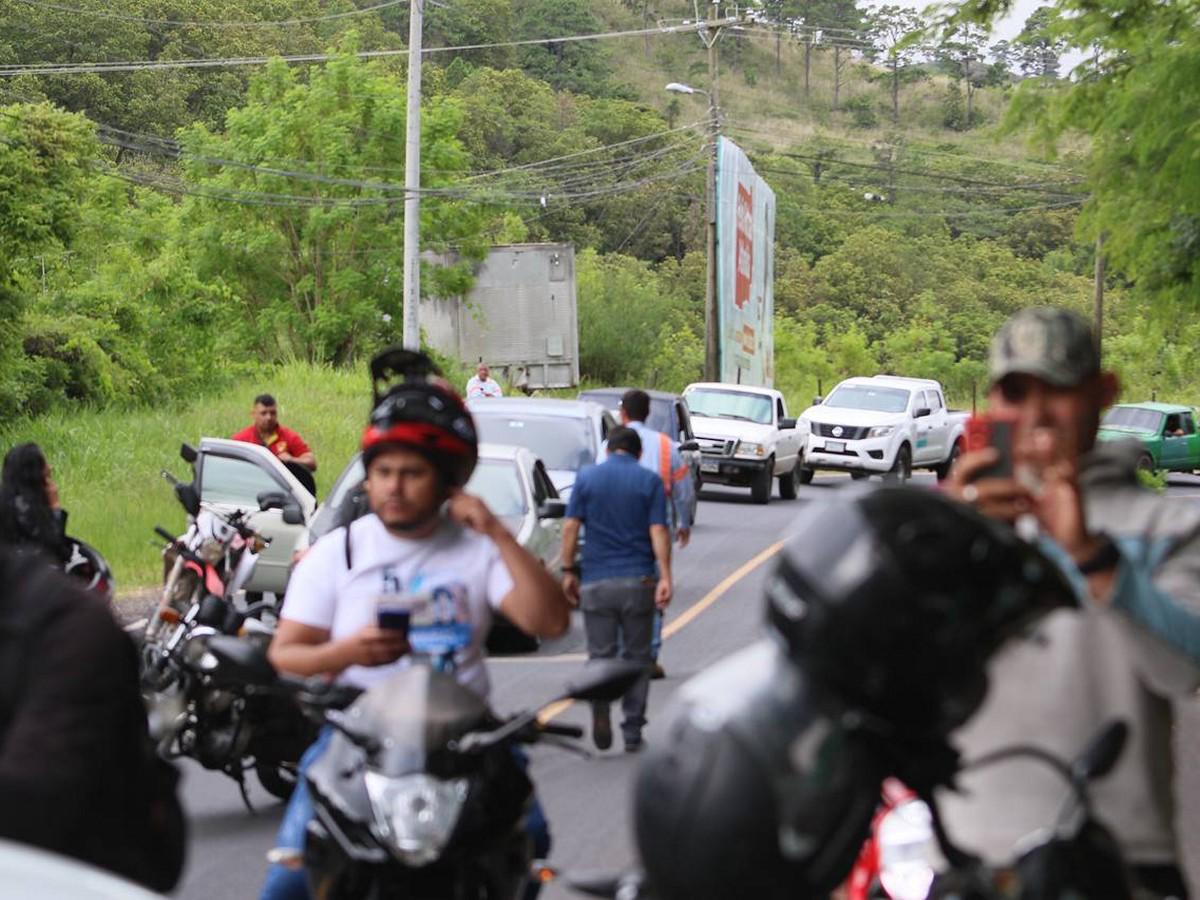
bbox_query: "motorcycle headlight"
[868,425,895,438]
[877,799,940,900]
[364,772,469,866]
[736,442,765,458]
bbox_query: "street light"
[666,81,720,382]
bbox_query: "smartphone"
[376,604,412,635]
[965,414,1013,480]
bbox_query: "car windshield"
[1103,407,1165,433]
[685,389,773,425]
[473,414,595,471]
[464,460,527,517]
[580,391,673,434]
[824,385,911,414]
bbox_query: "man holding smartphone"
[260,353,570,900]
[943,308,1200,896]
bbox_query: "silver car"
[299,443,567,570]
[189,438,318,595]
[467,397,618,498]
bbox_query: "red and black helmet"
[361,348,478,487]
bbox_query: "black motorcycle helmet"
[634,641,886,900]
[765,486,1076,742]
[360,347,478,488]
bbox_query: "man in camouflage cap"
[943,307,1200,895]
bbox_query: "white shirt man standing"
[466,363,503,399]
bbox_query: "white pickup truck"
[682,382,810,504]
[800,375,968,482]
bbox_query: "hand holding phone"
[965,414,1014,481]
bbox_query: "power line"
[10,0,410,28]
[0,18,741,77]
[751,164,1086,199]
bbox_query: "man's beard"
[379,498,444,534]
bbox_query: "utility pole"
[699,3,726,382]
[1093,232,1106,358]
[402,0,424,351]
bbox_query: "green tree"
[516,0,614,96]
[0,103,99,414]
[1014,6,1066,79]
[179,49,489,364]
[865,5,927,122]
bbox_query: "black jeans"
[580,577,656,741]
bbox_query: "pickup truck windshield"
[825,385,910,413]
[685,389,773,425]
[1102,407,1165,433]
[473,414,595,471]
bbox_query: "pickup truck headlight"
[736,442,766,458]
[867,425,895,438]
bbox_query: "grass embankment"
[0,363,373,591]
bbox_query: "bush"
[844,94,879,129]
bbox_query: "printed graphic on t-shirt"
[379,566,474,663]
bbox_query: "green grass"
[0,363,374,592]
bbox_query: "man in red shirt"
[231,394,317,494]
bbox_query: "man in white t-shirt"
[466,362,503,399]
[260,353,570,900]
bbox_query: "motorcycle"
[141,442,315,805]
[570,718,1136,900]
[207,634,646,899]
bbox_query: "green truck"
[1097,402,1200,472]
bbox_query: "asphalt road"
[124,472,1200,898]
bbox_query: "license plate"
[825,440,845,453]
[701,461,720,474]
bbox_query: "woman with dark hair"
[0,443,69,564]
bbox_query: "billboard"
[715,136,776,386]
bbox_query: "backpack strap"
[343,522,353,570]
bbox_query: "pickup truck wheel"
[779,465,801,500]
[936,441,963,482]
[885,445,912,485]
[1136,453,1155,473]
[751,460,773,505]
[850,471,871,481]
[798,466,814,485]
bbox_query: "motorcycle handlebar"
[154,526,177,544]
[539,722,585,739]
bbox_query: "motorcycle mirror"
[1072,719,1128,783]
[180,443,199,465]
[206,635,278,686]
[175,482,201,517]
[563,660,648,704]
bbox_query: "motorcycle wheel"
[256,761,299,801]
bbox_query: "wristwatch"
[1076,533,1120,575]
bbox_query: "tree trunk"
[833,46,842,109]
[776,29,782,76]
[804,40,812,98]
[966,80,974,126]
[643,0,651,56]
[891,59,899,121]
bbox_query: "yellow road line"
[537,539,786,724]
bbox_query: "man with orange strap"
[618,389,695,678]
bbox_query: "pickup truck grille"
[814,423,870,440]
[697,437,737,458]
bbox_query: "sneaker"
[592,703,612,751]
[624,735,644,753]
[651,663,666,680]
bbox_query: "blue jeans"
[259,731,551,900]
[622,610,664,660]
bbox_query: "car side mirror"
[538,498,567,520]
[679,440,700,452]
[180,443,198,465]
[780,417,797,430]
[812,396,823,406]
[258,490,288,511]
[915,408,932,419]
[564,660,648,703]
[282,503,305,526]
[175,482,201,517]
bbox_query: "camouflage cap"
[988,307,1100,388]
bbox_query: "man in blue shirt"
[561,426,671,753]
